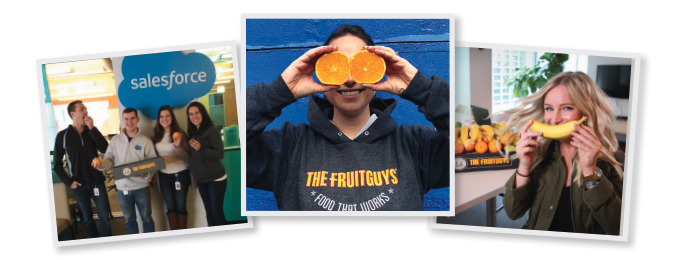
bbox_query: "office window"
[491,49,537,114]
[491,49,587,115]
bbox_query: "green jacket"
[503,141,624,235]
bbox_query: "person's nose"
[550,113,564,125]
[344,74,356,87]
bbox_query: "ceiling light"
[57,93,114,101]
[49,81,95,90]
[46,67,72,75]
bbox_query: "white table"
[455,169,516,226]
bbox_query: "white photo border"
[36,41,253,247]
[428,41,641,242]
[239,13,456,216]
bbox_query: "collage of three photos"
[37,15,639,246]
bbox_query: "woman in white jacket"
[152,105,191,230]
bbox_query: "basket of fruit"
[454,121,520,173]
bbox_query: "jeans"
[117,186,155,234]
[197,178,228,226]
[159,169,191,214]
[71,181,112,238]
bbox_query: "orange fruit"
[92,157,101,164]
[315,51,350,85]
[350,50,386,84]
[455,143,464,154]
[488,140,500,153]
[499,132,512,145]
[463,139,476,153]
[173,132,181,140]
[475,141,488,154]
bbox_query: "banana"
[496,121,507,130]
[480,125,495,135]
[529,117,587,139]
[470,124,481,141]
[455,128,461,143]
[461,125,469,142]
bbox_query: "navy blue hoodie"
[247,71,449,211]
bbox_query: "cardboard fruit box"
[455,152,519,173]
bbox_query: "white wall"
[586,55,632,81]
[586,55,633,117]
[454,47,471,124]
[469,48,493,119]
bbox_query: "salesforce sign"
[118,51,217,119]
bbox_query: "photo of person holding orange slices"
[152,105,191,230]
[498,72,624,234]
[246,23,450,211]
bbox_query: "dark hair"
[323,24,375,46]
[122,107,138,118]
[67,100,83,119]
[186,102,214,138]
[152,105,187,144]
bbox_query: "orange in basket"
[315,51,351,85]
[350,50,386,84]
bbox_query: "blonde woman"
[499,72,624,235]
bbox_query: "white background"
[0,0,668,258]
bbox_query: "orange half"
[350,50,386,84]
[315,51,350,85]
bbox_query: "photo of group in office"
[437,46,634,236]
[41,44,250,243]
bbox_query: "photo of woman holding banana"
[498,71,624,235]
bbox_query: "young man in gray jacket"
[97,108,157,234]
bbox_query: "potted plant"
[506,53,569,98]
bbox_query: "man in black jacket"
[53,101,113,238]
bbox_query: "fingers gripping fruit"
[529,117,587,139]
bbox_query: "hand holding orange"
[281,45,340,99]
[361,46,418,96]
[92,157,102,169]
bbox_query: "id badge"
[94,187,100,196]
[175,181,181,191]
[123,190,128,195]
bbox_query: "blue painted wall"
[245,19,450,211]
